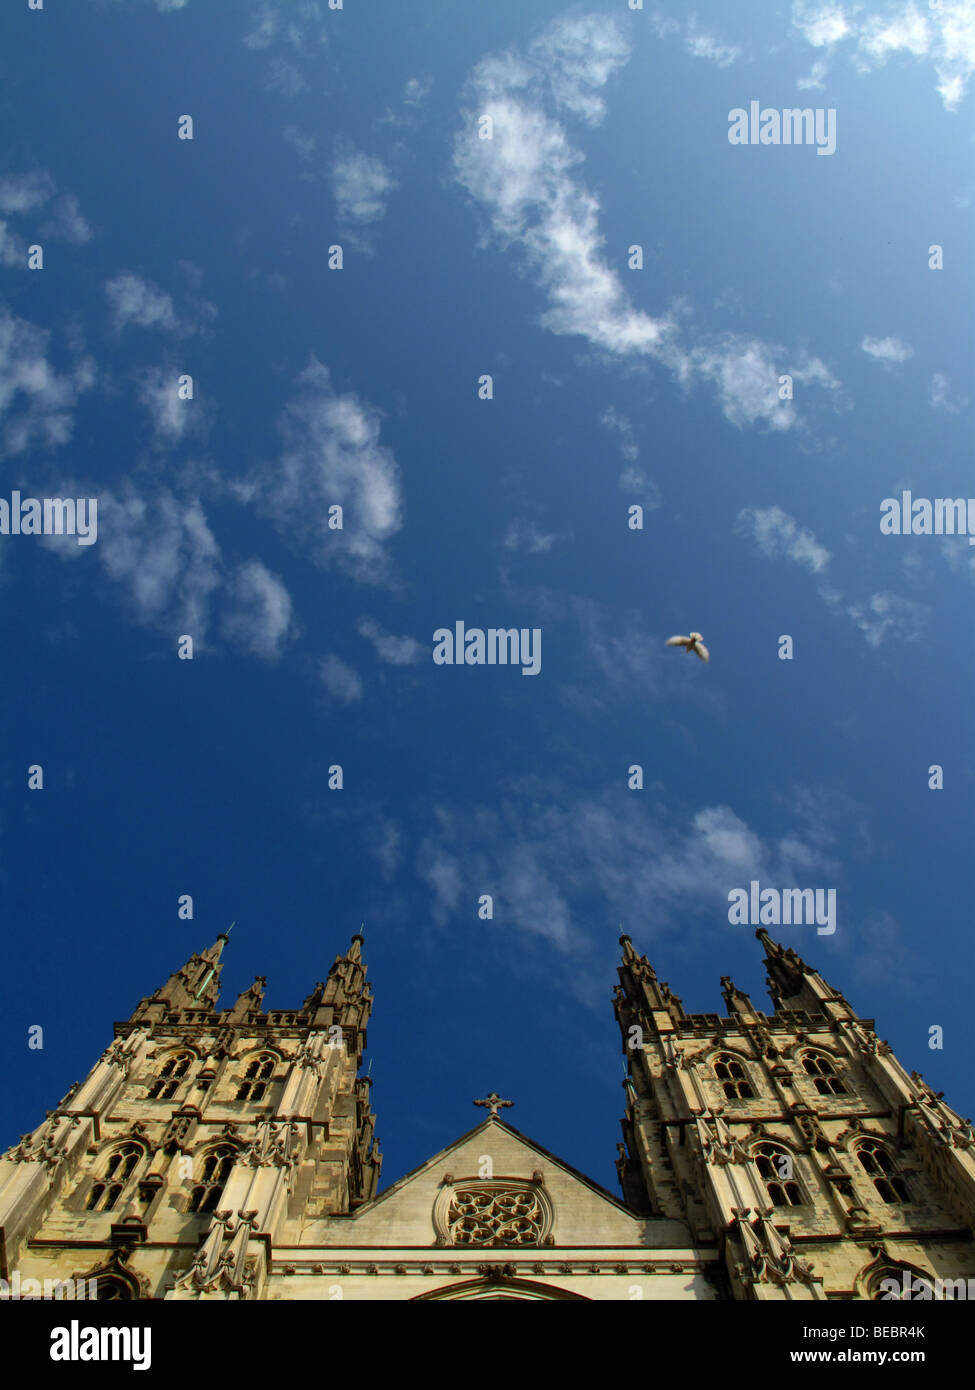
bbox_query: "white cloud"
[135,366,195,444]
[503,517,564,553]
[736,505,832,574]
[0,223,29,269]
[618,466,662,510]
[221,560,294,659]
[371,818,403,877]
[404,75,433,106]
[846,591,927,646]
[49,478,295,660]
[531,13,631,123]
[104,272,215,336]
[0,171,56,214]
[41,194,92,244]
[930,371,967,412]
[357,616,422,665]
[266,57,306,98]
[320,652,363,703]
[736,503,930,647]
[685,27,742,67]
[0,174,92,264]
[283,126,316,160]
[453,16,840,434]
[0,306,95,456]
[798,59,829,89]
[243,1,329,52]
[793,0,975,111]
[792,3,852,47]
[600,404,639,461]
[330,144,398,233]
[690,337,839,431]
[105,273,177,334]
[417,789,840,954]
[96,487,222,638]
[649,12,742,67]
[861,335,914,365]
[241,357,402,583]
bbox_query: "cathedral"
[2,927,974,1301]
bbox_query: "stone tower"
[613,928,975,1299]
[0,931,381,1300]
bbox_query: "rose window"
[447,1186,545,1246]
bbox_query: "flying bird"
[666,631,709,663]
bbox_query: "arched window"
[754,1143,804,1206]
[713,1053,753,1100]
[147,1051,193,1100]
[85,1142,144,1212]
[188,1146,236,1215]
[235,1053,276,1102]
[801,1050,846,1096]
[856,1140,910,1203]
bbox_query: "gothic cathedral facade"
[2,929,974,1300]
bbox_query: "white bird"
[666,631,709,663]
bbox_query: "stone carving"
[445,1185,546,1247]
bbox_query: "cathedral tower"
[614,929,975,1299]
[0,931,380,1300]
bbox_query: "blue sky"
[1,0,974,1194]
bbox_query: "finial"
[474,1092,513,1119]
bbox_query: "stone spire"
[300,934,373,1065]
[757,929,853,1019]
[127,930,232,1024]
[614,934,686,1035]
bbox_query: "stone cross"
[474,1092,513,1118]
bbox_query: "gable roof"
[349,1115,636,1218]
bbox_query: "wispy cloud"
[453,15,840,435]
[0,306,95,456]
[58,482,295,660]
[861,334,914,366]
[650,12,743,67]
[104,272,215,337]
[0,171,56,213]
[736,505,831,574]
[95,487,222,638]
[404,75,433,107]
[238,356,403,583]
[330,142,398,245]
[283,126,316,161]
[417,786,841,961]
[221,560,295,659]
[684,23,742,68]
[502,517,566,553]
[357,616,422,665]
[135,365,199,445]
[105,273,177,333]
[930,371,967,413]
[243,0,329,52]
[41,194,92,244]
[792,1,975,110]
[600,405,639,461]
[798,59,829,89]
[736,504,929,647]
[846,591,927,647]
[617,466,662,510]
[599,409,664,507]
[0,172,92,267]
[320,652,363,702]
